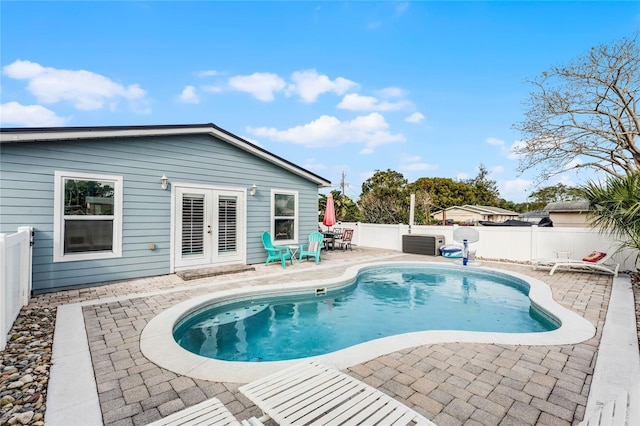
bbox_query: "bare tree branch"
[513,34,640,183]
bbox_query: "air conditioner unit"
[402,234,445,256]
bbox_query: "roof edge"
[0,123,331,187]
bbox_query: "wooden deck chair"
[299,231,324,264]
[262,232,293,268]
[533,249,620,276]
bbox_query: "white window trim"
[270,189,299,245]
[53,171,123,262]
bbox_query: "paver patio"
[34,248,618,425]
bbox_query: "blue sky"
[2,1,639,202]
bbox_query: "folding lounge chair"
[533,249,620,276]
[146,397,265,426]
[239,361,435,425]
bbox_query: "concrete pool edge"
[140,261,596,383]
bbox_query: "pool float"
[440,244,463,258]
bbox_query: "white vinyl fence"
[1,227,33,351]
[322,222,638,272]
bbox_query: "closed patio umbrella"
[323,193,336,231]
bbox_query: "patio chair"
[299,231,324,264]
[335,228,353,251]
[262,232,293,269]
[532,249,620,276]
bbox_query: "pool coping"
[140,261,596,383]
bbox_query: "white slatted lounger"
[146,397,264,426]
[239,361,435,426]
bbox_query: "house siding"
[0,133,321,292]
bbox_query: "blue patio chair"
[299,231,324,264]
[262,232,293,268]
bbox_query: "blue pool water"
[174,265,558,362]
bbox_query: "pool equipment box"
[402,234,445,256]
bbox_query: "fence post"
[0,232,7,351]
[530,225,539,261]
[17,226,33,305]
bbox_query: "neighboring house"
[544,200,591,227]
[430,205,520,224]
[0,123,331,293]
[519,210,549,223]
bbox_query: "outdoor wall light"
[250,183,257,196]
[161,175,169,190]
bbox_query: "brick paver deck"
[33,248,612,426]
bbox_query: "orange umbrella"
[323,193,336,231]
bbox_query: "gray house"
[0,123,331,293]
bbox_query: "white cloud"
[399,153,421,163]
[0,101,67,126]
[405,112,424,123]
[491,165,505,174]
[247,112,405,154]
[227,72,286,101]
[3,60,148,112]
[337,93,410,112]
[507,140,527,159]
[178,85,199,104]
[400,162,438,172]
[398,152,437,173]
[376,87,406,98]
[485,137,504,146]
[456,172,470,180]
[556,175,576,186]
[196,70,218,77]
[286,70,358,103]
[501,178,534,201]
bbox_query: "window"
[272,190,298,243]
[54,171,123,262]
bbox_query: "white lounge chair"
[239,361,435,425]
[532,249,620,276]
[146,397,264,426]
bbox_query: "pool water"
[174,265,559,362]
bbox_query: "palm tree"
[582,172,640,271]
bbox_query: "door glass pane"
[182,195,205,256]
[218,197,237,253]
[64,179,114,215]
[64,219,113,253]
[274,219,294,241]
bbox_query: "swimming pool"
[140,261,596,383]
[173,265,558,362]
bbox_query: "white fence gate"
[0,227,33,351]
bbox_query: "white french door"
[174,186,245,270]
